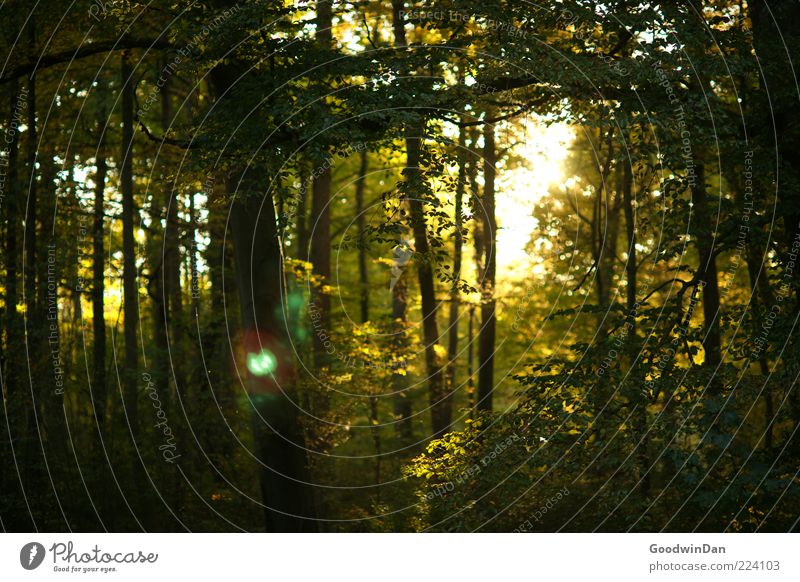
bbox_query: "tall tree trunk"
[355,150,369,323]
[392,0,448,437]
[120,51,141,486]
[310,167,331,370]
[4,80,22,409]
[24,20,37,332]
[21,19,41,496]
[37,145,71,505]
[750,0,800,309]
[296,162,310,258]
[391,268,412,440]
[406,121,449,436]
[477,111,497,413]
[446,119,467,405]
[691,163,722,386]
[467,304,475,415]
[189,191,199,318]
[2,78,28,530]
[209,58,317,530]
[229,169,317,531]
[310,0,334,372]
[92,127,108,439]
[623,157,649,497]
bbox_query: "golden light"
[496,118,573,282]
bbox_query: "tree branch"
[1,35,174,84]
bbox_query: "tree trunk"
[446,118,467,405]
[2,78,28,530]
[4,79,22,408]
[24,20,37,331]
[391,256,412,441]
[229,169,317,531]
[310,167,331,369]
[477,111,497,413]
[392,0,448,437]
[406,121,449,437]
[120,50,141,470]
[92,127,108,439]
[691,163,722,384]
[355,150,369,323]
[623,157,649,497]
[310,0,334,372]
[209,58,317,530]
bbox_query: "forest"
[0,0,799,533]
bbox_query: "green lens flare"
[288,292,305,310]
[247,349,278,377]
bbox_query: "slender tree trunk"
[92,130,108,439]
[477,111,497,413]
[355,150,369,323]
[296,163,309,258]
[2,79,28,530]
[691,163,722,385]
[737,184,776,447]
[4,79,22,407]
[391,269,412,440]
[309,167,332,378]
[392,0,448,437]
[446,119,467,403]
[189,192,199,318]
[406,121,449,436]
[467,304,475,415]
[310,0,334,372]
[120,50,141,464]
[22,20,40,490]
[24,22,37,333]
[623,157,649,497]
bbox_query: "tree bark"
[4,79,22,405]
[228,169,317,531]
[209,58,317,530]
[92,125,108,439]
[446,118,467,405]
[622,157,649,497]
[392,0,448,437]
[691,163,722,384]
[310,0,334,371]
[355,150,369,323]
[477,111,497,413]
[120,51,141,452]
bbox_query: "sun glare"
[496,118,574,282]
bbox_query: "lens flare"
[246,349,278,377]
